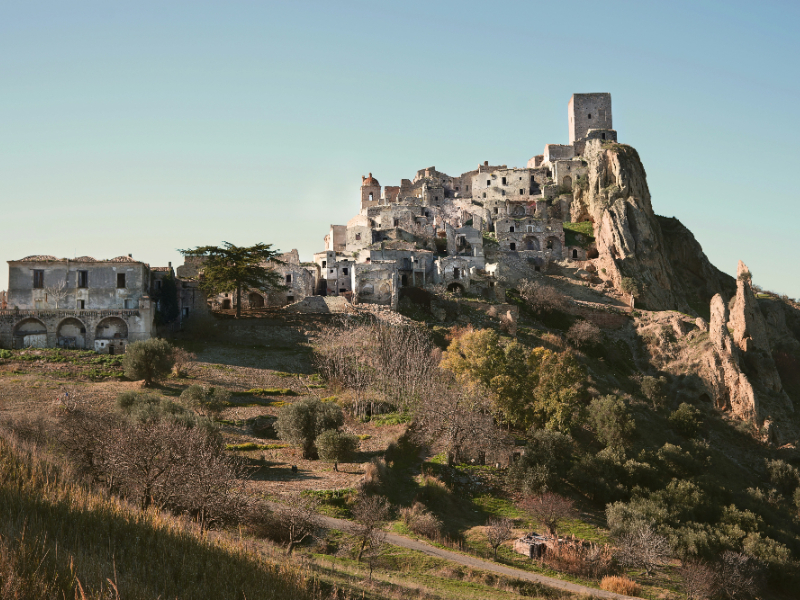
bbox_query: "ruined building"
[0,255,156,353]
[302,93,611,308]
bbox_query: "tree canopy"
[178,242,286,317]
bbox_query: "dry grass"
[600,575,641,596]
[0,434,320,600]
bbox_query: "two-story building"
[0,255,155,354]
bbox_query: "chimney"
[128,253,132,258]
[484,161,489,166]
[168,261,172,267]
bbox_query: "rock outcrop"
[704,293,758,422]
[572,140,734,313]
[700,264,795,443]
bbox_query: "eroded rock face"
[571,140,734,313]
[730,261,770,354]
[705,293,758,422]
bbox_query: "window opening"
[510,226,515,232]
[509,243,516,251]
[342,268,348,275]
[77,300,85,310]
[285,274,292,284]
[78,271,88,288]
[33,270,44,289]
[116,273,126,289]
[355,233,361,241]
[502,177,507,185]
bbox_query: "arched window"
[509,226,515,232]
[368,192,373,201]
[509,243,516,251]
[572,249,578,259]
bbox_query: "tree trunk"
[286,540,295,555]
[356,538,367,562]
[236,284,242,318]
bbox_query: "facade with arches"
[1,255,156,353]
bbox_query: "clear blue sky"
[2,0,798,298]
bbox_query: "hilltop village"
[0,93,615,351]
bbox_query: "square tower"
[568,93,612,144]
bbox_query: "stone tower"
[360,173,381,210]
[568,93,612,144]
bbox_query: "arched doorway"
[222,299,231,309]
[562,175,572,188]
[525,237,540,251]
[248,292,265,308]
[13,318,47,348]
[95,317,128,355]
[545,236,562,256]
[572,249,578,259]
[447,282,464,294]
[57,317,86,349]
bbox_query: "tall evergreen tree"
[179,242,286,318]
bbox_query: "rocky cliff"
[571,140,734,313]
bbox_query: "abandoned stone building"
[302,93,611,304]
[0,255,156,353]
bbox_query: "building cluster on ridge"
[0,94,614,352]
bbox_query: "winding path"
[316,513,642,600]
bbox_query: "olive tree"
[122,338,175,386]
[316,429,359,471]
[275,398,344,459]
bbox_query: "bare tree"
[171,347,197,378]
[275,495,320,555]
[486,517,514,560]
[349,495,391,563]
[566,320,602,349]
[679,559,717,600]
[412,371,510,465]
[45,278,68,309]
[716,551,759,600]
[520,492,575,538]
[615,521,671,577]
[518,279,567,315]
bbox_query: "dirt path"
[316,513,642,600]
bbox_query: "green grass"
[562,221,595,248]
[367,412,412,427]
[226,442,287,451]
[239,388,299,396]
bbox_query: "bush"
[764,459,800,497]
[641,375,668,408]
[316,429,359,463]
[275,398,344,459]
[589,395,635,449]
[400,502,443,539]
[116,391,207,430]
[621,277,644,298]
[669,403,703,437]
[0,349,12,359]
[181,384,230,418]
[122,338,175,386]
[600,576,641,596]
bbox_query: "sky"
[1,0,798,298]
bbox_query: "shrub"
[621,277,644,298]
[600,576,641,596]
[669,403,702,437]
[116,391,205,429]
[589,395,635,449]
[400,502,443,539]
[181,384,230,418]
[122,338,175,386]
[765,459,800,496]
[0,349,12,359]
[315,429,359,464]
[641,375,668,408]
[275,398,344,459]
